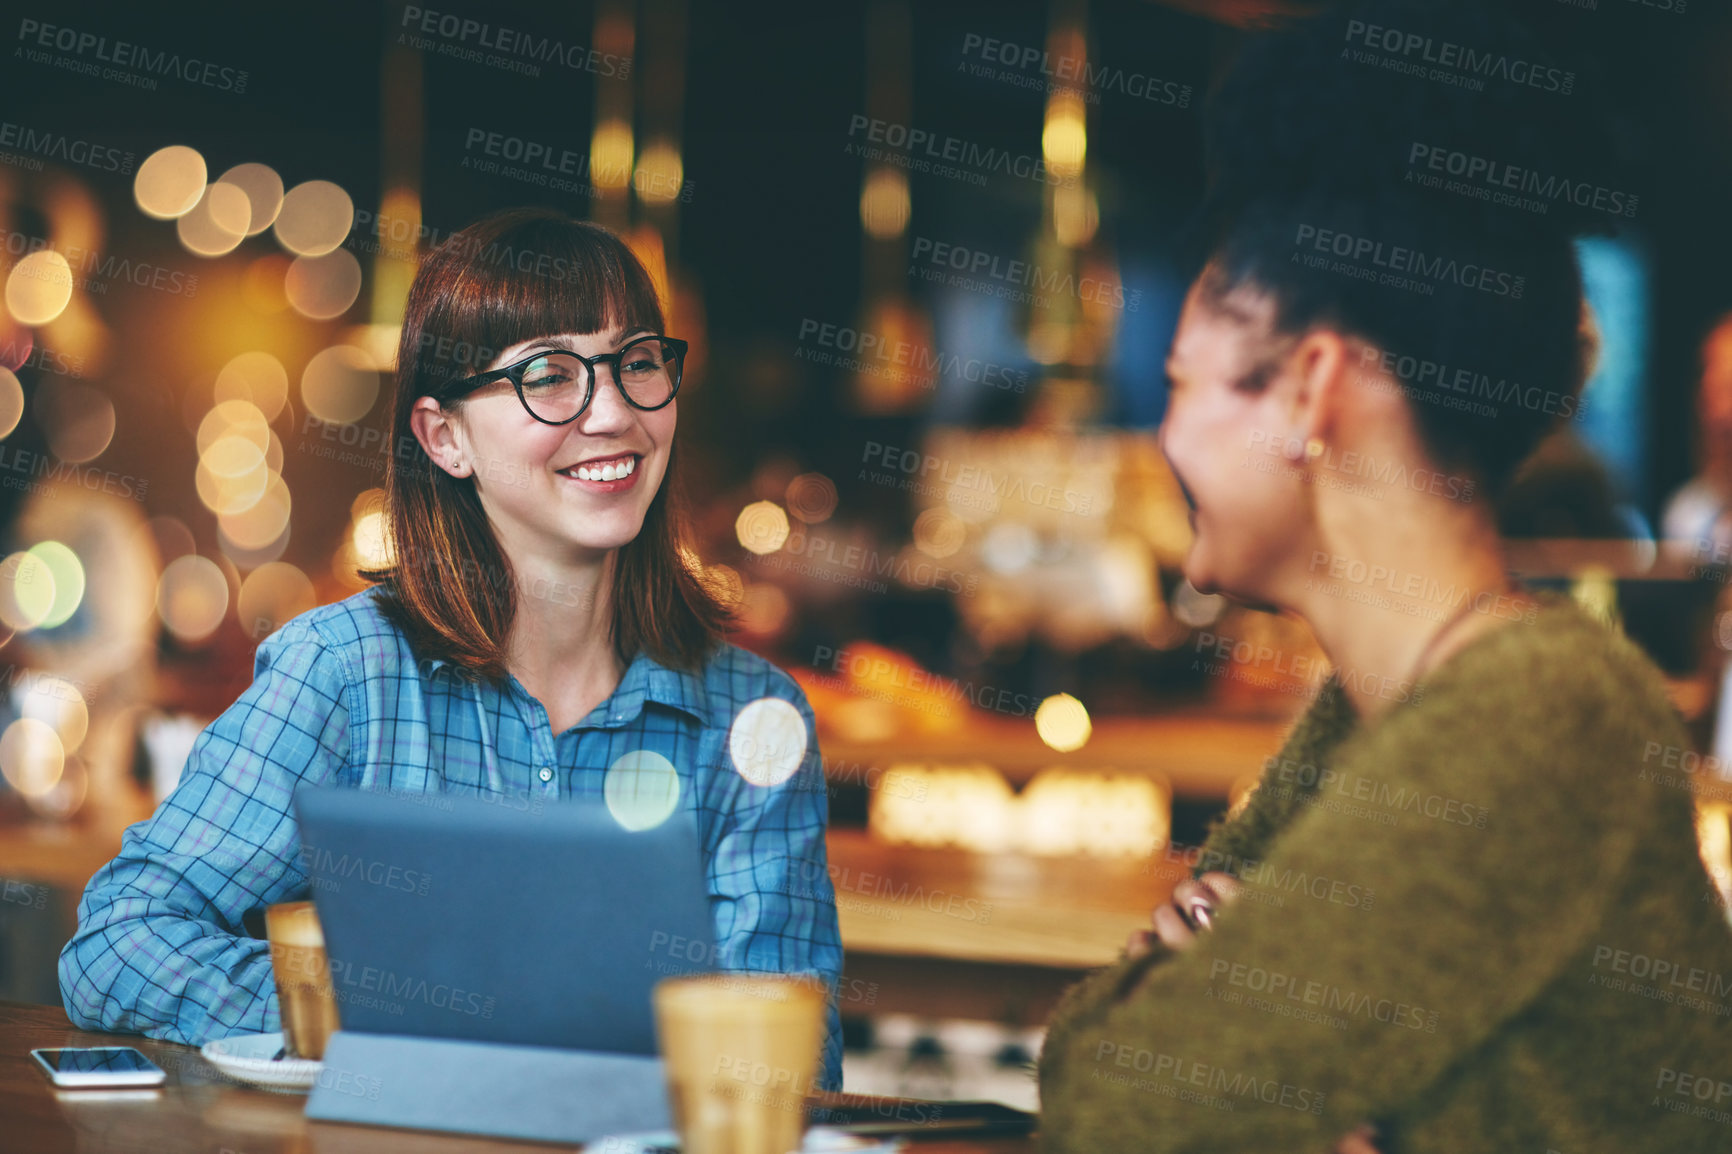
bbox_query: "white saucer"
[199,1030,323,1092]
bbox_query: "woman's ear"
[410,396,471,477]
[1285,329,1350,446]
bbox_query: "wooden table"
[0,1000,1037,1153]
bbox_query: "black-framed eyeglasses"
[440,335,687,425]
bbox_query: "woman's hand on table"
[1125,871,1244,958]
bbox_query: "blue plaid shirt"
[60,586,844,1090]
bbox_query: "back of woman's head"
[1194,0,1629,498]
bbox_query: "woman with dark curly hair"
[1036,2,1732,1151]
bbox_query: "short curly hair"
[1190,0,1631,499]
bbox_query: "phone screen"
[36,1048,161,1075]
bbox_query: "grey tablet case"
[294,785,716,1142]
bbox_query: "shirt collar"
[421,648,710,728]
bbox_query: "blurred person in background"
[1663,311,1732,558]
[1036,2,1732,1152]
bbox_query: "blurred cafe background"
[3,0,1731,1108]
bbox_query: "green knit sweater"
[1037,596,1732,1152]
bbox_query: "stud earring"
[1304,438,1325,462]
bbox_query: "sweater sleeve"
[1036,681,1354,1096]
[1037,623,1664,1151]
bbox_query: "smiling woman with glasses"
[59,208,848,1092]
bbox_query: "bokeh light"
[860,167,911,239]
[214,352,289,421]
[237,562,316,639]
[0,718,64,798]
[633,140,685,205]
[21,675,88,754]
[0,369,24,438]
[913,508,967,559]
[603,749,682,830]
[284,249,363,320]
[218,472,291,549]
[735,501,791,555]
[156,554,230,643]
[26,541,85,628]
[1035,692,1092,752]
[784,474,838,523]
[1042,89,1087,179]
[217,162,285,235]
[5,251,74,325]
[34,380,116,462]
[590,119,634,189]
[133,145,208,220]
[300,344,379,424]
[273,180,354,256]
[351,509,390,569]
[0,551,55,631]
[197,399,270,456]
[175,182,250,257]
[727,697,808,787]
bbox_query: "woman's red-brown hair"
[360,207,732,683]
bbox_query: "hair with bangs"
[360,207,732,683]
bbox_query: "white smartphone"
[31,1047,167,1088]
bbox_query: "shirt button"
[538,766,554,783]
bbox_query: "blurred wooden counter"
[0,784,1182,1027]
[815,710,1295,798]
